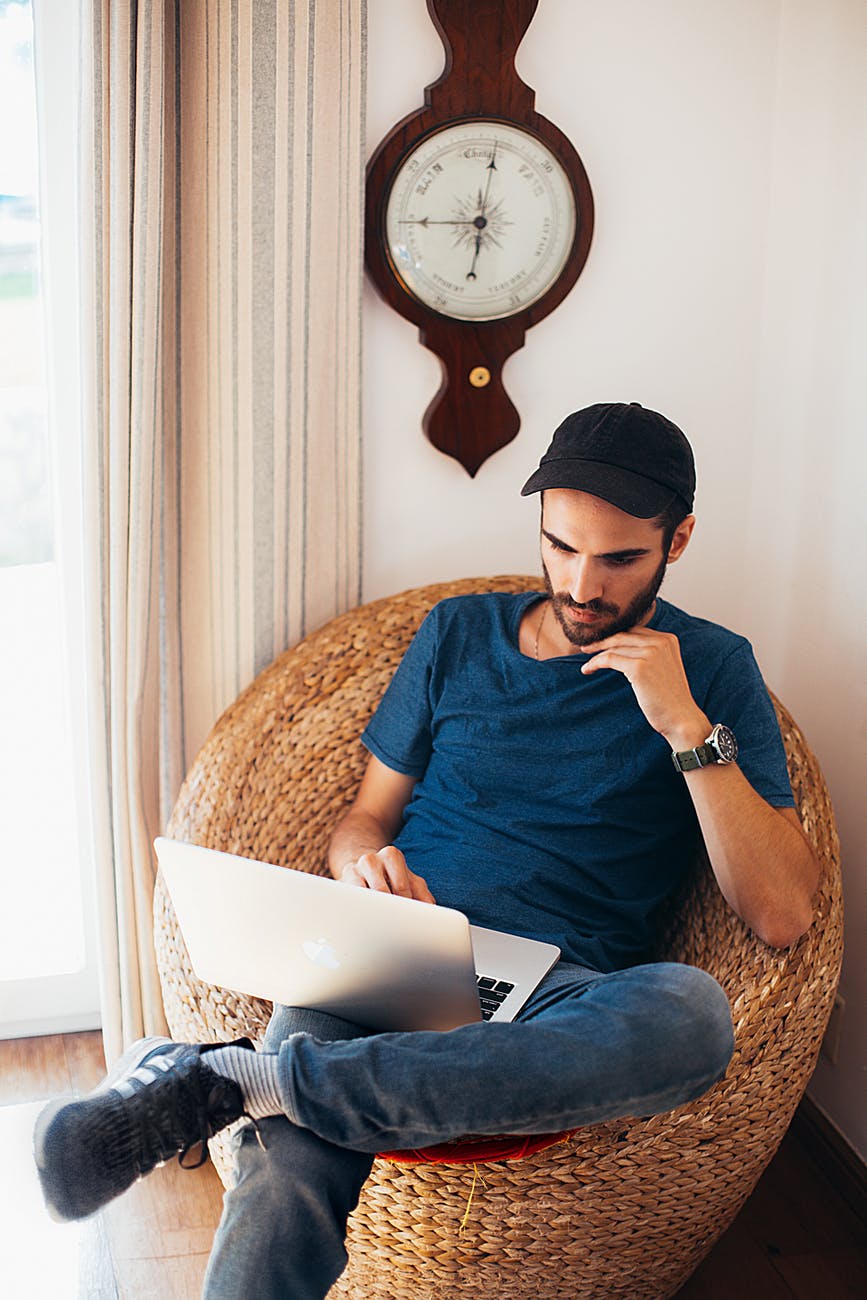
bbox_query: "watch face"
[712,725,739,764]
[383,120,578,322]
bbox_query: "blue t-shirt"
[361,592,794,973]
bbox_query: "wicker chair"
[153,576,843,1300]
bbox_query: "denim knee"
[264,1004,369,1051]
[658,963,734,1086]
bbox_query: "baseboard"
[0,1012,102,1042]
[792,1096,867,1227]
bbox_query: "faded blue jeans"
[203,960,733,1300]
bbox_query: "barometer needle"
[466,232,482,281]
[398,218,478,226]
[466,142,498,278]
[479,142,498,218]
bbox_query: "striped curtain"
[79,0,365,1060]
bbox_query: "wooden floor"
[3,1031,865,1299]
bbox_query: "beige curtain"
[79,0,365,1062]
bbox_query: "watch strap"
[671,743,716,773]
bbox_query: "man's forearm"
[683,763,818,948]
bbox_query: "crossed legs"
[203,961,733,1299]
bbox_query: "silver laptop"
[155,837,560,1033]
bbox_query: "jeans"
[203,960,733,1300]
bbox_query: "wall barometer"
[365,0,594,475]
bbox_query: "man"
[34,403,818,1299]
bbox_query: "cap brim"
[520,458,680,518]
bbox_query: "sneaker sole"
[33,1036,176,1223]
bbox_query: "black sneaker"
[33,1035,253,1222]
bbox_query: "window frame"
[0,0,101,1039]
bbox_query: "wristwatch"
[671,723,739,773]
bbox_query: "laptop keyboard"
[476,974,515,1020]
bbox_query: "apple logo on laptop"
[302,937,341,970]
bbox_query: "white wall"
[745,0,867,1160]
[363,0,866,1157]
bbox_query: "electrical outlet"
[821,993,845,1065]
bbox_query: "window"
[0,0,99,1037]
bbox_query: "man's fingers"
[407,873,436,905]
[338,861,370,889]
[348,850,397,892]
[581,649,639,675]
[376,846,415,897]
[378,847,436,903]
[342,848,435,904]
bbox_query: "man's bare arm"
[678,767,817,947]
[582,627,818,948]
[327,754,435,903]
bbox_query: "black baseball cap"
[520,402,695,517]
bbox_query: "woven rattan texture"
[153,576,843,1299]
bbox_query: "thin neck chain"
[534,600,548,660]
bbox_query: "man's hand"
[580,627,709,749]
[338,846,435,904]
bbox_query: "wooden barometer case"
[365,0,594,476]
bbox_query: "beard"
[542,551,669,649]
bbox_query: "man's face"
[540,489,692,651]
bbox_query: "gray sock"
[206,1043,285,1120]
